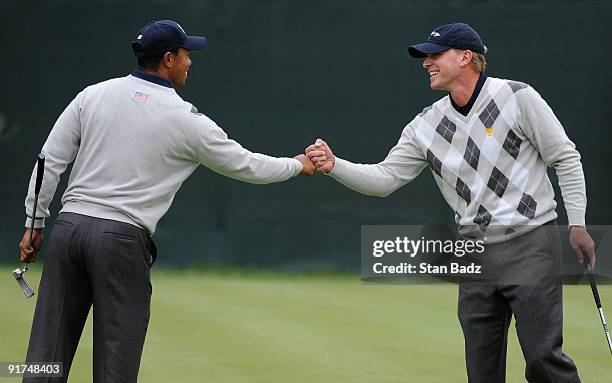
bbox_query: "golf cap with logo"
[408,23,486,58]
[132,20,207,58]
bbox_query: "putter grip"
[35,153,45,194]
[587,272,602,308]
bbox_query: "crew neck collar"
[131,69,173,88]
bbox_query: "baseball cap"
[132,20,207,58]
[408,23,486,58]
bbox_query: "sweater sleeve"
[516,86,587,226]
[328,122,428,197]
[24,91,84,228]
[186,113,302,183]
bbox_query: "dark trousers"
[24,212,156,383]
[458,224,580,383]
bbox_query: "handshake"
[294,139,335,176]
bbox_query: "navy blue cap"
[408,23,486,58]
[132,20,207,58]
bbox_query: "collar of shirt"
[449,73,487,116]
[131,69,173,88]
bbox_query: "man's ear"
[460,50,473,68]
[162,51,174,68]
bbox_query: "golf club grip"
[587,272,602,308]
[35,153,46,194]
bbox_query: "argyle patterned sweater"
[330,77,586,243]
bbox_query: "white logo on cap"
[430,31,441,37]
[175,22,186,34]
[137,34,143,40]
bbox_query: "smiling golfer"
[306,23,595,382]
[18,20,313,382]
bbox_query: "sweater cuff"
[326,157,347,178]
[566,209,585,228]
[291,158,303,177]
[25,217,45,229]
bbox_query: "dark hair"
[136,48,179,71]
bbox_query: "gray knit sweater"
[24,74,302,234]
[329,77,586,243]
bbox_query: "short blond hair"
[472,52,487,73]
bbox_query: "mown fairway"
[1,267,610,382]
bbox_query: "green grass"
[1,267,610,382]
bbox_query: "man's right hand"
[19,228,43,263]
[306,138,335,173]
[294,154,315,176]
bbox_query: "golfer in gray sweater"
[18,20,314,382]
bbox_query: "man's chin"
[429,81,446,91]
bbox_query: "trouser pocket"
[145,236,157,268]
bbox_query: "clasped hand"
[294,138,335,176]
[305,138,335,174]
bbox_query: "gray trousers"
[458,223,580,383]
[24,212,156,383]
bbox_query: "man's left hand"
[569,226,596,269]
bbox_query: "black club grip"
[35,153,45,194]
[586,267,602,308]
